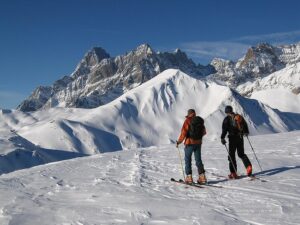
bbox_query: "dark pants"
[228,136,252,173]
[184,144,205,175]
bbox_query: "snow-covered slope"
[0,131,299,225]
[11,71,300,150]
[237,62,300,112]
[251,89,300,113]
[2,70,300,158]
[0,109,88,174]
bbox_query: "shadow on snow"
[0,129,122,176]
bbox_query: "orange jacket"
[177,113,206,145]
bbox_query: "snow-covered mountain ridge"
[17,44,213,112]
[3,70,300,157]
[236,61,300,112]
[238,62,300,95]
[17,42,300,112]
[209,42,300,87]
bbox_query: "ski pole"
[246,136,263,172]
[176,145,186,181]
[224,143,238,175]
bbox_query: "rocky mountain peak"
[82,47,110,67]
[134,43,154,56]
[211,58,233,68]
[72,47,110,78]
[208,42,296,87]
[173,48,189,59]
[238,42,279,68]
[18,44,211,112]
[18,42,300,112]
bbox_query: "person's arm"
[221,117,229,139]
[177,119,189,145]
[242,118,249,135]
[202,125,207,137]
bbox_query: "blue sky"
[1,0,300,109]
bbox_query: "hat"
[225,105,233,113]
[187,109,195,116]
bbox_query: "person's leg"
[194,144,205,174]
[228,137,237,173]
[194,144,207,184]
[184,145,193,176]
[236,137,252,175]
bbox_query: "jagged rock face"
[236,43,284,77]
[72,47,111,78]
[237,61,300,97]
[18,44,211,111]
[17,42,300,112]
[208,42,300,87]
[277,43,300,64]
[18,86,53,112]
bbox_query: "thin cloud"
[233,30,300,44]
[181,41,250,63]
[181,30,300,64]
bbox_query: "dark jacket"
[221,113,249,139]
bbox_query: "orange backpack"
[231,114,245,133]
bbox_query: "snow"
[251,88,300,113]
[237,62,300,113]
[2,69,299,156]
[0,131,299,225]
[1,68,300,224]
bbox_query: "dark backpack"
[188,116,204,140]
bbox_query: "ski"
[231,174,267,182]
[247,175,267,182]
[170,178,223,188]
[170,178,204,188]
[204,182,223,188]
[209,172,267,183]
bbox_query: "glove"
[176,141,180,148]
[221,138,226,145]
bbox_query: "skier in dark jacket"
[221,105,252,179]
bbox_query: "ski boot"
[185,174,193,184]
[246,165,252,176]
[228,172,238,179]
[197,173,207,184]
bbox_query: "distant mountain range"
[18,42,300,112]
[17,44,213,111]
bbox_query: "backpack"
[188,116,205,140]
[230,114,245,133]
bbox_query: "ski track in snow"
[0,132,300,224]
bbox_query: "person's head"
[187,109,196,117]
[225,105,233,114]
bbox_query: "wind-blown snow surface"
[0,131,299,225]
